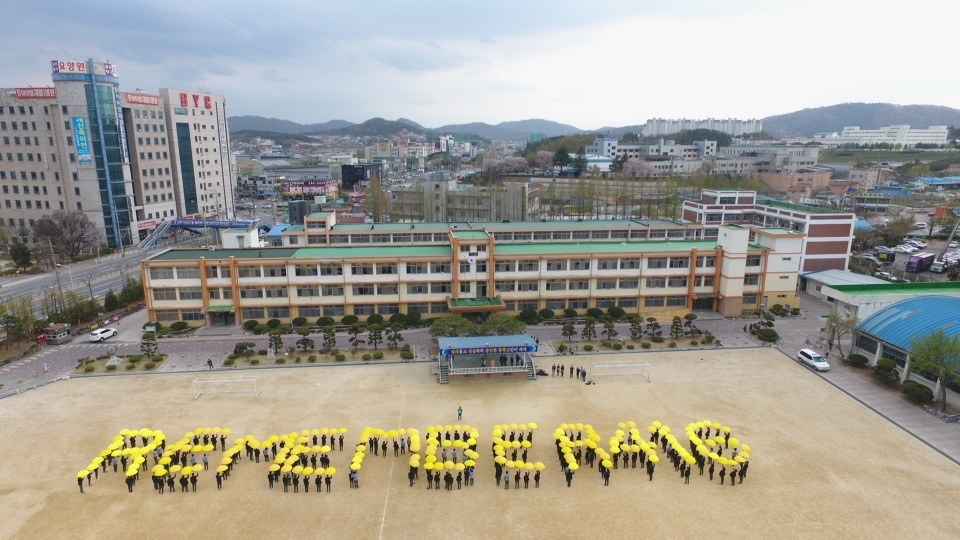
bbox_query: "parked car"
[904,240,927,248]
[859,255,881,265]
[949,241,959,248]
[89,328,118,342]
[874,271,893,280]
[798,348,830,372]
[914,222,928,229]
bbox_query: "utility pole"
[49,238,63,314]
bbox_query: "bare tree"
[33,210,101,262]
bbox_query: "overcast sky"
[5,0,955,129]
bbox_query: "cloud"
[479,36,496,45]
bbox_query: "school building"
[140,214,804,326]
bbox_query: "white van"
[798,348,830,372]
[914,222,928,229]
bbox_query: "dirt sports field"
[1,348,959,540]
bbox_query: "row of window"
[322,229,698,245]
[2,184,54,195]
[4,199,54,210]
[134,123,165,133]
[132,109,164,120]
[164,256,726,281]
[136,136,166,146]
[138,151,169,161]
[1,152,52,163]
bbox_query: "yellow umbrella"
[649,455,660,463]
[169,465,182,474]
[601,459,613,468]
[464,459,476,467]
[153,468,167,477]
[77,470,90,478]
[535,462,545,470]
[321,445,331,453]
[281,465,292,473]
[424,463,435,471]
[350,463,361,471]
[303,467,314,475]
[221,457,232,465]
[444,461,455,469]
[216,465,228,472]
[568,463,579,471]
[495,456,507,464]
[125,470,138,477]
[455,463,465,471]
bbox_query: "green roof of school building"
[451,230,490,239]
[495,240,717,256]
[293,245,453,259]
[827,281,960,297]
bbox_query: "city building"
[850,295,960,407]
[0,59,234,248]
[682,189,856,272]
[643,118,763,137]
[141,214,803,326]
[388,181,532,222]
[585,137,716,160]
[816,125,948,148]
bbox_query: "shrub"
[341,315,359,326]
[224,358,235,366]
[292,317,307,327]
[586,308,604,319]
[317,317,335,327]
[373,352,383,359]
[244,350,255,358]
[757,329,780,343]
[295,356,302,363]
[790,308,801,316]
[243,320,259,330]
[702,333,715,344]
[286,346,296,354]
[127,357,140,364]
[85,365,96,372]
[564,308,578,319]
[228,353,238,360]
[257,349,268,356]
[127,354,143,362]
[250,359,260,365]
[600,340,613,348]
[690,340,699,346]
[170,321,188,331]
[404,311,422,327]
[641,342,651,349]
[400,350,414,360]
[402,344,411,352]
[607,306,626,319]
[97,354,110,360]
[308,355,317,363]
[684,313,698,322]
[125,363,137,370]
[254,325,266,335]
[652,336,665,343]
[362,353,372,361]
[275,358,285,364]
[335,354,346,362]
[902,380,934,403]
[846,354,869,367]
[367,314,384,325]
[872,358,898,383]
[668,342,677,348]
[518,309,540,323]
[613,343,623,350]
[583,344,594,351]
[266,319,282,329]
[144,362,156,370]
[626,344,635,350]
[539,308,555,320]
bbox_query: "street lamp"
[57,264,74,288]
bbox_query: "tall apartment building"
[0,59,233,248]
[643,118,763,137]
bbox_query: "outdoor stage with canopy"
[436,334,539,383]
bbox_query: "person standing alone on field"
[458,406,463,421]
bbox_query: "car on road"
[89,328,118,342]
[950,241,959,248]
[914,222,928,229]
[874,271,893,280]
[859,254,881,265]
[798,348,830,372]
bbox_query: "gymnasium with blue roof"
[852,296,960,405]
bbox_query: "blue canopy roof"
[857,296,960,352]
[438,334,538,356]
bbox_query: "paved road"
[2,293,957,465]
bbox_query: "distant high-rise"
[643,118,762,137]
[0,59,234,248]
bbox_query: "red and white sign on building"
[51,60,88,74]
[137,220,157,229]
[126,93,160,106]
[15,87,57,99]
[281,179,337,195]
